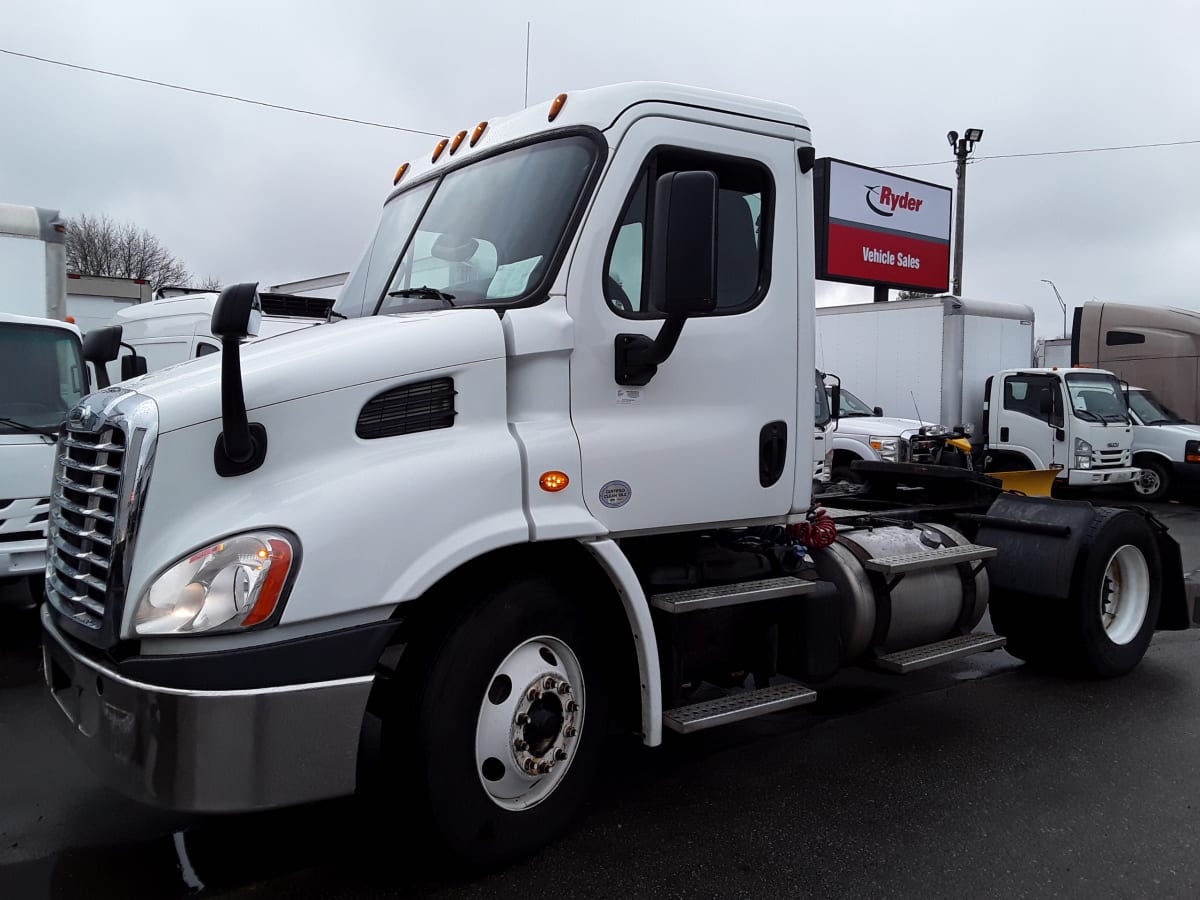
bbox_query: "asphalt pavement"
[2,496,1199,899]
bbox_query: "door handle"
[759,421,788,488]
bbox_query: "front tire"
[1131,458,1171,502]
[396,575,610,867]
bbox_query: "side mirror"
[650,171,718,315]
[82,325,123,389]
[615,171,718,386]
[121,354,148,380]
[872,406,883,417]
[212,282,262,340]
[830,385,842,420]
[211,283,268,476]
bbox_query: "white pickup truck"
[39,83,1194,867]
[822,383,930,482]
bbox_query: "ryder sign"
[814,158,952,293]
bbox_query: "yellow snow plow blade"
[989,469,1059,496]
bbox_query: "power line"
[881,139,1200,170]
[0,47,444,138]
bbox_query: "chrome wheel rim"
[1133,468,1161,497]
[1099,544,1150,645]
[474,636,584,811]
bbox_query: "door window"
[604,147,772,316]
[1003,374,1063,427]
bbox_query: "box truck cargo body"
[816,295,1034,437]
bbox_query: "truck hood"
[830,416,927,437]
[1134,421,1200,440]
[117,310,507,434]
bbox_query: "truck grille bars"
[47,426,125,629]
[45,390,159,645]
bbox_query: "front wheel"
[1131,458,1172,502]
[395,575,610,867]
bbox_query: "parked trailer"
[40,84,1195,867]
[65,273,152,333]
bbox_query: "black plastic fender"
[973,493,1190,631]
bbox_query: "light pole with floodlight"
[947,127,983,295]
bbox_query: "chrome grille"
[47,426,126,628]
[1092,448,1130,469]
[44,388,159,646]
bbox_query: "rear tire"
[390,574,611,868]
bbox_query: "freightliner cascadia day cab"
[816,296,1140,488]
[40,84,1196,866]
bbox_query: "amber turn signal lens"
[539,471,570,492]
[449,130,468,154]
[470,121,488,146]
[548,93,567,122]
[432,138,449,163]
[392,162,409,185]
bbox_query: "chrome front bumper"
[41,606,373,813]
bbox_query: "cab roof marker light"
[449,130,468,155]
[470,120,488,147]
[432,138,449,163]
[392,162,410,186]
[548,93,568,122]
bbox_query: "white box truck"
[1,204,88,604]
[65,272,152,333]
[816,295,1140,487]
[38,84,1194,867]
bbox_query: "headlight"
[1186,440,1200,463]
[869,436,899,462]
[1074,437,1093,471]
[134,530,298,636]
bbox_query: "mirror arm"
[614,314,688,386]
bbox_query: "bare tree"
[65,213,203,293]
[194,275,222,291]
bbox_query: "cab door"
[566,117,799,533]
[994,372,1065,468]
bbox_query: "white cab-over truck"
[1,204,88,604]
[817,295,1140,487]
[41,84,1195,866]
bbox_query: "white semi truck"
[817,295,1140,488]
[1,204,89,605]
[40,84,1194,866]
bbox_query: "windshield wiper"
[1073,408,1104,423]
[0,416,59,437]
[327,309,347,320]
[387,286,456,307]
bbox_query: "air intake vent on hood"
[356,378,457,439]
[257,293,336,319]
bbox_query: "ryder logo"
[864,184,925,218]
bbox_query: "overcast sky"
[3,0,1197,337]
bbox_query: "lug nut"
[527,688,540,701]
[514,738,528,752]
[555,749,568,761]
[558,683,571,695]
[564,726,577,738]
[537,761,553,774]
[523,759,538,774]
[516,713,530,726]
[566,700,578,713]
[543,677,557,691]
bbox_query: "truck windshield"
[0,324,85,435]
[1128,389,1188,425]
[334,134,600,319]
[1065,372,1128,424]
[827,386,875,417]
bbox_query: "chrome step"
[874,633,1007,674]
[864,543,996,576]
[663,683,817,733]
[650,576,815,614]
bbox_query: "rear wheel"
[392,575,610,867]
[1131,458,1171,502]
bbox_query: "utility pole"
[946,128,983,295]
[1040,278,1068,338]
